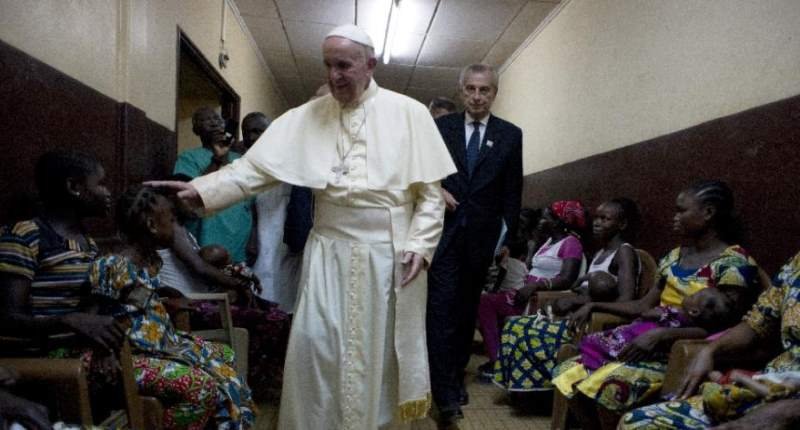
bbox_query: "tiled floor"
[254,354,553,430]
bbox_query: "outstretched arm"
[148,156,279,214]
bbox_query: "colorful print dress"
[492,316,574,391]
[492,243,631,392]
[620,250,800,429]
[89,255,255,430]
[552,246,759,412]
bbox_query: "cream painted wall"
[494,0,800,175]
[0,0,287,131]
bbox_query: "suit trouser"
[427,226,494,410]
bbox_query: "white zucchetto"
[325,24,374,48]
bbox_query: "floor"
[254,354,553,430]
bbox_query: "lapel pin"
[486,140,494,148]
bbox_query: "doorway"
[175,30,240,155]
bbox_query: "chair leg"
[551,389,570,430]
[597,405,623,430]
[119,342,145,430]
[75,373,93,426]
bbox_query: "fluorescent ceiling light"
[383,0,402,64]
[364,1,392,57]
[362,0,408,63]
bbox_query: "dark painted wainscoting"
[0,39,175,234]
[523,94,800,274]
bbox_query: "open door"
[175,29,240,155]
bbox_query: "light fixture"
[382,0,402,64]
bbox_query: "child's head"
[35,150,111,217]
[161,174,197,224]
[587,271,619,302]
[115,186,176,248]
[507,239,528,261]
[682,288,736,332]
[592,198,640,244]
[518,207,543,241]
[199,245,232,269]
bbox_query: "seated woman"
[157,193,291,401]
[89,185,255,429]
[0,151,123,389]
[562,287,741,375]
[558,181,761,430]
[491,198,640,389]
[476,200,586,375]
[620,250,800,430]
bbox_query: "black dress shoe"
[438,406,464,427]
[458,386,469,406]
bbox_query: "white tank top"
[528,236,574,280]
[577,242,634,289]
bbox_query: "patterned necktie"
[466,121,481,174]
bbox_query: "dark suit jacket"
[435,112,523,260]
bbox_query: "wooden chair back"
[172,292,249,379]
[635,248,658,299]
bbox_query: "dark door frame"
[175,28,241,144]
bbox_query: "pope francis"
[150,24,457,429]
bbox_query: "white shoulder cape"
[244,82,457,190]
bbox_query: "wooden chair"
[173,292,250,379]
[0,335,145,429]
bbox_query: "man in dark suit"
[427,63,523,427]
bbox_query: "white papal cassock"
[191,80,457,429]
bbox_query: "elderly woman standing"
[620,250,800,430]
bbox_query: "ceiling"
[234,0,561,107]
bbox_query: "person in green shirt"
[173,107,253,263]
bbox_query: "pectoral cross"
[332,162,349,183]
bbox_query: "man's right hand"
[442,189,459,212]
[62,313,126,351]
[209,130,232,161]
[143,180,204,211]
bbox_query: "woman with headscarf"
[477,201,586,377]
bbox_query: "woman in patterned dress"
[619,250,800,430]
[89,185,255,430]
[555,181,761,429]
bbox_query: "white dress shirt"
[464,112,490,149]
